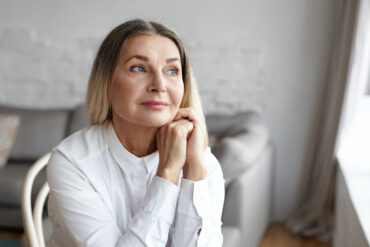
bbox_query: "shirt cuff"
[142,175,180,224]
[177,178,210,220]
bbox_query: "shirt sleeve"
[167,147,225,247]
[47,149,180,247]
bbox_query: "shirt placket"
[131,160,148,209]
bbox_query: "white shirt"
[46,122,225,247]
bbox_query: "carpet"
[0,238,19,247]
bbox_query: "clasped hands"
[155,108,208,185]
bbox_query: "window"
[367,67,370,95]
[337,0,370,166]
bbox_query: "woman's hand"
[173,108,208,181]
[155,119,194,184]
[155,108,208,184]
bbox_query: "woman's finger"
[169,119,194,138]
[174,108,198,122]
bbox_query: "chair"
[21,152,51,247]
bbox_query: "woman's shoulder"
[47,123,108,190]
[52,123,107,164]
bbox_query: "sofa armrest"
[208,111,269,186]
[222,226,241,247]
[222,144,274,247]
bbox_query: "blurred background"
[0,0,369,247]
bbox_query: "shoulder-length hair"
[86,18,208,148]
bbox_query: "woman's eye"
[167,68,178,76]
[130,65,145,72]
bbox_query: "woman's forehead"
[121,34,181,61]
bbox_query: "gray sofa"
[0,104,90,231]
[0,104,273,247]
[207,112,273,247]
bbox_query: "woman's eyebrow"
[166,57,180,63]
[124,55,180,64]
[124,55,148,63]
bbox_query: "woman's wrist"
[156,166,181,185]
[182,159,207,181]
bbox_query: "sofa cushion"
[67,104,90,136]
[0,114,20,169]
[207,112,269,186]
[0,106,69,160]
[0,206,24,229]
[0,162,46,207]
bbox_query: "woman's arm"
[47,150,180,247]
[167,148,225,247]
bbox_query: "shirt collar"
[105,122,159,175]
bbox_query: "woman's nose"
[148,71,166,93]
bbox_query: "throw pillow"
[212,137,251,186]
[210,112,269,186]
[0,114,20,169]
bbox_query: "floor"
[259,223,332,247]
[0,229,21,247]
[0,230,22,239]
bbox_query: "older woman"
[47,19,225,246]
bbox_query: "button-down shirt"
[47,122,225,247]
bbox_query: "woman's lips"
[141,101,168,110]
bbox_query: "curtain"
[285,0,360,242]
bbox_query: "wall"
[0,0,337,220]
[333,169,368,247]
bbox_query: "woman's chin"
[139,115,174,127]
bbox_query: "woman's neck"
[111,116,158,158]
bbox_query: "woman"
[47,19,225,247]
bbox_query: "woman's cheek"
[175,83,185,105]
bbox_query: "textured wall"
[0,29,94,108]
[189,39,268,114]
[0,29,268,113]
[0,0,338,220]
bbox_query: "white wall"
[0,0,337,220]
[334,169,368,247]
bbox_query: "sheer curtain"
[285,0,360,242]
[337,0,370,153]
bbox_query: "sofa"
[0,104,89,230]
[0,104,273,247]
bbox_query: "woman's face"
[110,34,184,128]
